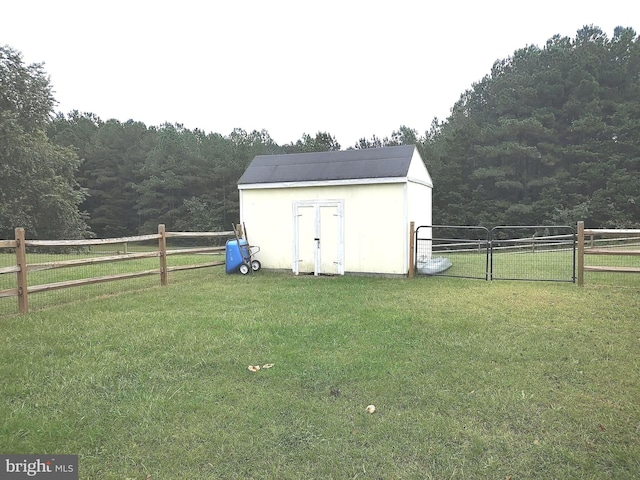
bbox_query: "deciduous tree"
[0,46,89,239]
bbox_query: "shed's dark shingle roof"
[237,145,416,185]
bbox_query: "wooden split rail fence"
[3,221,637,313]
[0,224,236,314]
[577,221,640,286]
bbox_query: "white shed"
[237,145,432,276]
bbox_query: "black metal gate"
[415,225,491,280]
[415,225,576,282]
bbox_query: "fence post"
[408,221,415,278]
[577,221,584,287]
[15,228,29,314]
[158,224,168,286]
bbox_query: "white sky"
[4,0,638,147]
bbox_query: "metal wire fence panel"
[19,238,158,312]
[490,226,576,282]
[415,226,490,280]
[414,225,577,282]
[0,249,19,316]
[0,229,232,316]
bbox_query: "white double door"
[293,200,344,276]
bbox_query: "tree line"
[1,25,638,240]
[424,25,640,229]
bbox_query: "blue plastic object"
[225,239,250,273]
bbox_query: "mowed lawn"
[1,270,639,479]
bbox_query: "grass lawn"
[1,269,639,479]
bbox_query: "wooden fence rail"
[0,224,236,314]
[577,221,640,286]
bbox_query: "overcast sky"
[4,0,638,147]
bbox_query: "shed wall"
[240,183,411,274]
[408,180,432,261]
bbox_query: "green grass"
[1,269,639,479]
